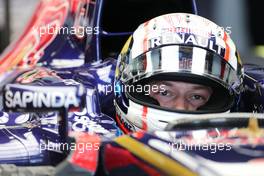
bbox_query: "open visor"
[122,45,240,87]
[121,45,241,113]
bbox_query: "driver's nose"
[173,98,188,110]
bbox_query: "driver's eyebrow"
[152,81,212,91]
[189,85,211,90]
[152,81,173,87]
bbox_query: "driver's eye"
[191,95,205,100]
[159,90,170,96]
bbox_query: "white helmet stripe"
[161,45,179,71]
[191,47,207,74]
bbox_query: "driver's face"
[150,81,212,111]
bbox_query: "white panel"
[161,45,179,71]
[192,47,206,73]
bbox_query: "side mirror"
[165,113,264,131]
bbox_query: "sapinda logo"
[4,90,79,109]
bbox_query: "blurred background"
[0,0,38,51]
[0,0,263,65]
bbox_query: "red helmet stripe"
[116,114,130,134]
[142,21,150,53]
[142,106,148,130]
[223,32,230,61]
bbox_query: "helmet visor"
[121,45,241,113]
[122,44,240,88]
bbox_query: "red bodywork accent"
[69,132,101,172]
[0,0,70,74]
[0,0,90,74]
[104,144,162,176]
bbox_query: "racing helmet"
[114,13,243,133]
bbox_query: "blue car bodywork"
[0,0,264,175]
[0,0,198,166]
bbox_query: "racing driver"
[114,13,243,133]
